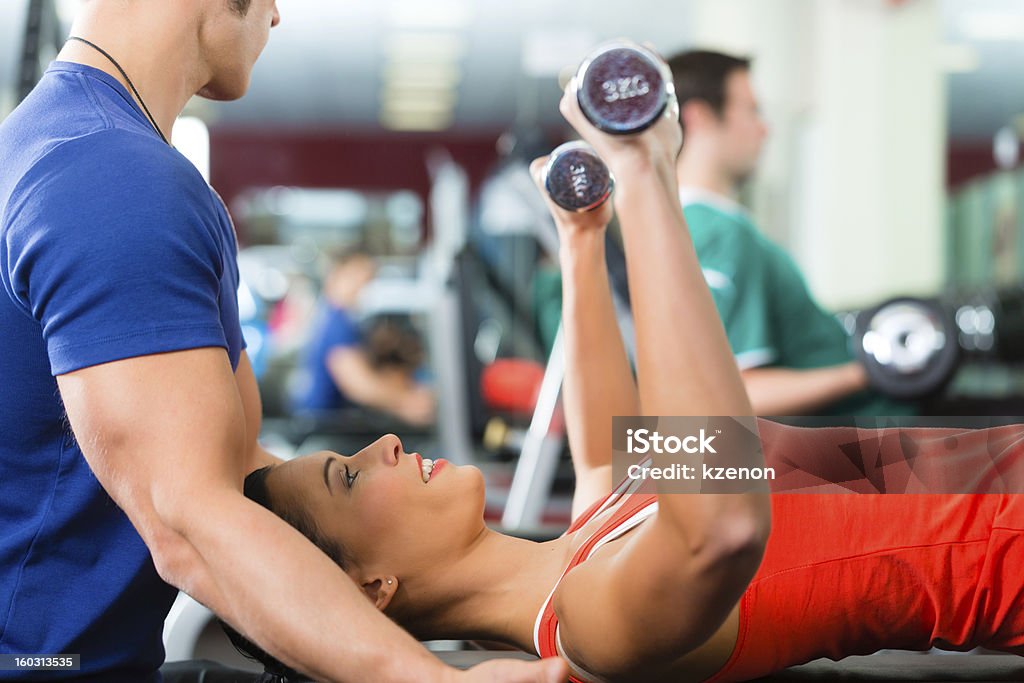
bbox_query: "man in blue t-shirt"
[667,50,913,416]
[292,250,435,425]
[0,3,560,683]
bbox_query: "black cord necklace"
[66,36,170,146]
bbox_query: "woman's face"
[264,434,487,582]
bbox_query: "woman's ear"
[360,576,398,611]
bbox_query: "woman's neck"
[401,528,576,652]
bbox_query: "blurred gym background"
[4,0,1024,503]
[3,0,1024,666]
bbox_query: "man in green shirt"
[668,50,912,416]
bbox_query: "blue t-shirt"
[0,62,245,682]
[292,303,361,413]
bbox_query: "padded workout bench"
[161,651,1024,682]
[438,651,1024,681]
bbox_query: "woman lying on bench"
[231,82,1024,683]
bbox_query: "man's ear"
[360,575,398,611]
[681,99,716,133]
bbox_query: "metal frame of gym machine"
[501,218,637,531]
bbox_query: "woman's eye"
[343,465,359,488]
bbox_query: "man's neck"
[56,6,208,142]
[675,153,737,199]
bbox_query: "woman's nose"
[376,434,403,466]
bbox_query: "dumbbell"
[575,40,674,135]
[542,141,614,212]
[853,297,960,400]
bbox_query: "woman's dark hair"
[218,465,350,682]
[666,50,752,134]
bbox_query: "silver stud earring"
[387,579,393,585]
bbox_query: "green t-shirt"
[682,194,913,417]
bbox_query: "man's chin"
[196,82,249,102]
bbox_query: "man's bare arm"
[236,350,283,471]
[742,362,868,415]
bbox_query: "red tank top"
[533,422,1024,682]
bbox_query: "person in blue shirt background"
[292,248,435,426]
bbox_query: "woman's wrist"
[558,229,606,283]
[609,151,677,202]
[558,224,605,258]
[599,131,677,179]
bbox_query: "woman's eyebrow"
[323,456,337,495]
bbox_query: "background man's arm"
[741,361,868,415]
[326,346,435,425]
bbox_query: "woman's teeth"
[420,458,434,483]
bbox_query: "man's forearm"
[742,362,867,415]
[167,489,450,683]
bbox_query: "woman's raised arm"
[528,156,640,520]
[542,68,771,678]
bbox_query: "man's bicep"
[57,347,247,532]
[235,351,280,471]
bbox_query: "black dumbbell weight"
[542,141,614,212]
[853,297,960,400]
[575,40,674,135]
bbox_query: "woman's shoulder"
[542,490,741,681]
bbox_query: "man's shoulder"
[681,193,759,239]
[685,204,764,263]
[4,127,213,235]
[29,128,194,188]
[2,127,223,278]
[1,70,196,204]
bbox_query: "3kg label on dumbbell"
[601,75,651,103]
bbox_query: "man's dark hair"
[228,0,252,16]
[218,466,349,682]
[366,317,425,372]
[325,243,372,269]
[666,50,752,133]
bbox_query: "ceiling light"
[388,0,472,29]
[384,32,467,61]
[381,62,463,90]
[379,110,454,132]
[380,90,457,113]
